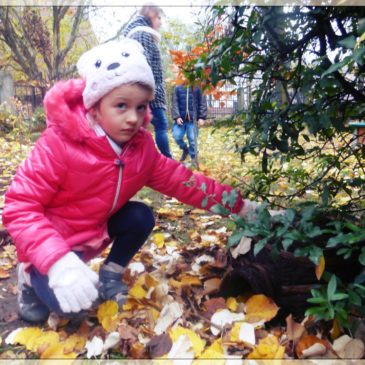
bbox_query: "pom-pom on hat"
[77,39,155,109]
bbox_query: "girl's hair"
[139,3,164,18]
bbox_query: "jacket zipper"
[109,145,130,215]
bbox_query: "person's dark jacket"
[124,15,165,110]
[171,86,207,122]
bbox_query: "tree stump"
[219,241,363,321]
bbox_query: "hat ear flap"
[76,51,90,79]
[123,38,145,54]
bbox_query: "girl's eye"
[137,104,147,112]
[117,103,126,109]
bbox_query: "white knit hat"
[77,39,155,109]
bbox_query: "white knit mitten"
[48,252,99,313]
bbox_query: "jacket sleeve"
[146,145,243,214]
[171,87,180,120]
[3,130,71,274]
[198,89,208,120]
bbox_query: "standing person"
[3,39,263,323]
[123,3,172,158]
[172,84,207,165]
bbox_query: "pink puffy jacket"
[3,79,243,275]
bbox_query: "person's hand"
[238,199,260,219]
[198,118,205,126]
[48,252,99,313]
[239,199,286,221]
[176,118,184,126]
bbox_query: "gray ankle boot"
[99,262,129,307]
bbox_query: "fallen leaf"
[210,309,245,336]
[167,334,195,360]
[333,335,365,359]
[128,262,145,275]
[146,334,172,358]
[226,297,238,312]
[199,339,225,359]
[247,335,285,359]
[245,294,279,323]
[97,300,119,332]
[170,326,206,357]
[286,314,306,344]
[154,302,183,335]
[40,343,77,359]
[230,237,252,259]
[202,297,226,319]
[296,334,329,358]
[315,255,325,280]
[153,232,165,248]
[85,336,104,359]
[230,322,256,346]
[202,277,221,295]
[103,332,121,351]
[0,267,10,279]
[301,342,327,358]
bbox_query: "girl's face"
[92,84,152,145]
[150,12,162,31]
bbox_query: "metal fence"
[14,83,46,118]
[206,80,252,120]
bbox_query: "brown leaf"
[203,277,222,295]
[0,267,10,279]
[286,314,306,344]
[130,342,146,359]
[295,334,329,358]
[146,334,172,358]
[202,297,226,319]
[118,324,139,341]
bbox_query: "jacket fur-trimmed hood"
[44,79,93,143]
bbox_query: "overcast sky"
[90,5,203,42]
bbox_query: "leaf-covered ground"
[0,126,364,360]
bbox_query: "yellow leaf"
[153,233,165,248]
[247,335,285,359]
[13,327,43,351]
[198,339,225,361]
[97,300,119,332]
[180,274,202,286]
[230,322,241,342]
[40,343,77,360]
[32,331,59,353]
[97,300,118,322]
[170,326,206,357]
[330,318,342,340]
[245,294,279,323]
[315,255,325,280]
[226,297,238,312]
[150,307,160,321]
[63,334,86,353]
[145,273,159,289]
[129,283,147,299]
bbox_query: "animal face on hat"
[77,39,155,109]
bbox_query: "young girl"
[3,39,259,323]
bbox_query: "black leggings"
[106,201,155,267]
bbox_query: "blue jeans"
[172,121,198,159]
[29,201,155,315]
[151,108,172,158]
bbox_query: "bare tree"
[0,6,93,85]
